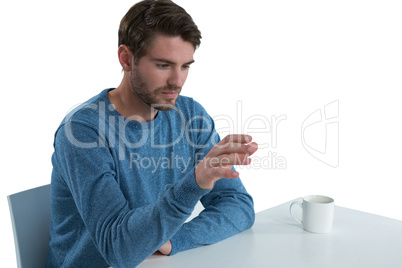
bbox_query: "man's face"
[130,35,195,111]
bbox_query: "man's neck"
[108,82,158,122]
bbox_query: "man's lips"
[160,91,179,99]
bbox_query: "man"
[46,0,258,267]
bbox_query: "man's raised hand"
[194,135,258,190]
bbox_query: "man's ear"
[118,45,133,72]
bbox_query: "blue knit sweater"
[46,89,255,267]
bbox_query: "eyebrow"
[152,58,195,65]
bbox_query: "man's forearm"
[169,177,255,255]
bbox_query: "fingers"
[201,165,240,180]
[213,138,258,157]
[202,153,252,169]
[213,168,240,179]
[195,165,240,189]
[221,134,252,144]
[194,134,259,190]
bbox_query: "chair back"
[8,184,51,268]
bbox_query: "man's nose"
[167,68,186,87]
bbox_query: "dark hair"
[118,0,201,62]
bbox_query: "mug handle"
[289,201,303,224]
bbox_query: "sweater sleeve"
[169,101,255,255]
[169,173,255,254]
[52,122,210,267]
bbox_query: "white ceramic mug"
[289,195,334,233]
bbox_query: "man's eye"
[157,64,170,69]
[182,65,190,70]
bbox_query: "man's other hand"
[158,240,172,255]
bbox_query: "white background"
[1,0,401,266]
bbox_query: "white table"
[138,200,402,268]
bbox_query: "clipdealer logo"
[301,100,339,168]
[63,99,339,169]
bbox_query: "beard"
[130,67,181,111]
